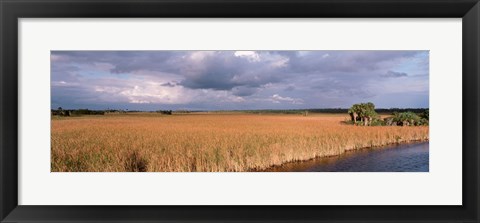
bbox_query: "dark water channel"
[265,142,429,172]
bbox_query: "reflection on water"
[264,142,429,172]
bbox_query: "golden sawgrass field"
[51,113,429,172]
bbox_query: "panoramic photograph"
[51,50,429,172]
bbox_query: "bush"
[391,112,422,126]
[421,109,429,120]
[370,119,385,126]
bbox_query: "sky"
[51,50,429,111]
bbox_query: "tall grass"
[51,113,429,172]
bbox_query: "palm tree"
[348,102,378,126]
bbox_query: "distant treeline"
[51,107,429,117]
[156,110,173,115]
[238,108,428,115]
[51,108,106,116]
[51,108,189,116]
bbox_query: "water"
[264,142,429,172]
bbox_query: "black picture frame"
[1,0,479,222]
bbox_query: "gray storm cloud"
[382,70,408,78]
[51,50,429,110]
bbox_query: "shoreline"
[253,138,429,172]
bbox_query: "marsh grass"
[51,113,429,172]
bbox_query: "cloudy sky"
[51,50,429,111]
